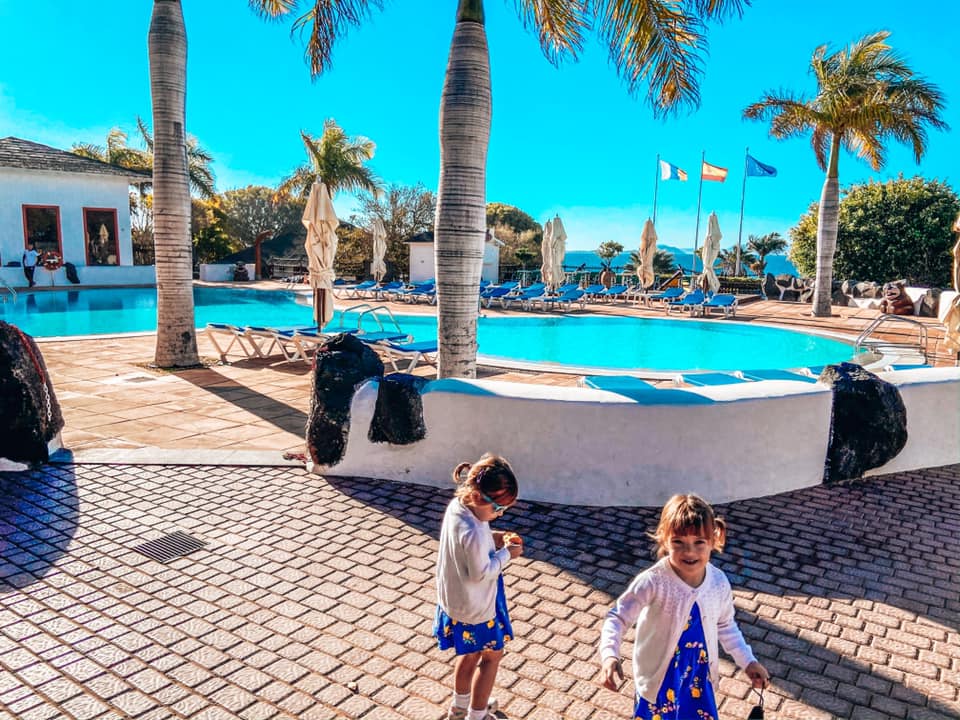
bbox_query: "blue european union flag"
[746,154,777,177]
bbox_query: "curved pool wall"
[310,367,960,508]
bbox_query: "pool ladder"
[0,279,16,304]
[330,303,405,336]
[854,314,928,364]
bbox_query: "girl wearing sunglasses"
[433,453,523,720]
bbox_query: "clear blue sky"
[1,1,956,252]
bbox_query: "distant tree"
[191,199,233,265]
[219,186,305,248]
[790,176,959,285]
[745,31,947,315]
[747,232,787,275]
[597,241,625,269]
[353,183,436,274]
[514,246,534,270]
[653,249,677,275]
[487,203,543,266]
[277,119,381,200]
[74,121,216,199]
[717,247,757,275]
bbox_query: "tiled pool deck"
[1,294,958,719]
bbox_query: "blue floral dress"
[433,575,513,655]
[635,602,718,720]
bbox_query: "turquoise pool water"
[3,286,854,372]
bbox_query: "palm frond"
[514,0,589,66]
[71,143,106,161]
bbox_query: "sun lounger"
[674,371,748,386]
[205,323,256,362]
[537,288,586,311]
[243,325,325,362]
[582,375,656,391]
[333,279,377,299]
[698,293,738,318]
[500,283,546,310]
[405,282,437,304]
[594,284,630,303]
[480,281,518,299]
[739,368,819,383]
[376,338,438,373]
[643,286,684,307]
[666,289,705,315]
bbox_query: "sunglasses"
[479,490,510,514]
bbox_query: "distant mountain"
[563,246,798,277]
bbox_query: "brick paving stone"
[2,463,959,718]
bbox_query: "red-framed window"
[22,205,62,256]
[82,207,120,266]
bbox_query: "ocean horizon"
[562,246,798,277]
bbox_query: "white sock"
[452,692,470,710]
[467,708,488,720]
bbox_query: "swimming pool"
[4,286,855,371]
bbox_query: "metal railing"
[0,279,16,304]
[333,303,404,336]
[854,314,929,363]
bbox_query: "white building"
[0,137,155,289]
[404,229,501,284]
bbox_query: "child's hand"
[492,530,505,549]
[744,660,769,688]
[598,657,624,691]
[504,532,523,558]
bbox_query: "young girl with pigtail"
[433,453,523,720]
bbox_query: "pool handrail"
[1,279,17,304]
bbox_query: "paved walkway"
[1,463,958,719]
[1,294,957,718]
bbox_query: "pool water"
[3,286,854,372]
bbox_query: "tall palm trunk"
[812,138,841,317]
[149,0,199,367]
[435,0,490,378]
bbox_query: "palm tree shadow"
[324,463,960,718]
[0,464,79,591]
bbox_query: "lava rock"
[306,333,383,466]
[820,362,907,483]
[0,321,64,463]
[369,373,429,445]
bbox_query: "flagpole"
[736,147,748,277]
[692,150,704,282]
[653,154,660,226]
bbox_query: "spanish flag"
[701,161,728,182]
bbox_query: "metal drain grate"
[133,531,208,563]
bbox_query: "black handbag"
[747,687,765,719]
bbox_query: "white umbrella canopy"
[638,218,658,290]
[371,217,387,282]
[943,212,960,353]
[302,181,339,326]
[539,218,555,289]
[551,215,567,290]
[701,212,722,294]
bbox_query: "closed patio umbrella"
[371,217,387,282]
[943,212,960,353]
[638,218,658,290]
[302,181,339,326]
[539,218,555,290]
[551,215,567,290]
[701,212,721,295]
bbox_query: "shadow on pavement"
[0,463,78,591]
[326,463,960,719]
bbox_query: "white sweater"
[598,557,756,701]
[435,499,512,625]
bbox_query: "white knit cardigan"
[598,557,756,701]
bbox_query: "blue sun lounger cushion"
[739,368,818,383]
[675,371,748,386]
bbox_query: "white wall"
[310,369,960,507]
[408,244,433,283]
[408,242,500,284]
[0,265,155,289]
[0,168,136,287]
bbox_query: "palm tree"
[746,232,787,276]
[149,0,199,367]
[72,120,216,199]
[275,120,381,200]
[744,31,946,316]
[251,0,747,377]
[717,247,756,276]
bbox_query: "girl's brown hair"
[650,493,727,558]
[452,453,518,508]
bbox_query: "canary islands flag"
[701,161,728,182]
[660,159,688,181]
[746,154,778,177]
